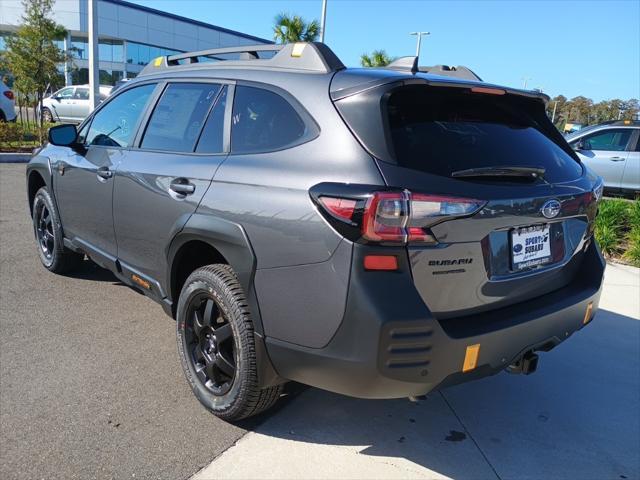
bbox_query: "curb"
[0,153,31,163]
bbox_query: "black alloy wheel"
[185,293,236,395]
[35,201,54,263]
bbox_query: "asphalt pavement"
[1,162,639,480]
[0,164,249,479]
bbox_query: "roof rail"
[139,42,345,76]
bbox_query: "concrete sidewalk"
[193,263,640,480]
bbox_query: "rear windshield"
[384,86,582,183]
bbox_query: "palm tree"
[273,13,320,43]
[360,50,393,68]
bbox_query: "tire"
[176,264,283,421]
[32,187,83,273]
[41,107,53,123]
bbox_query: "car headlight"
[593,178,604,202]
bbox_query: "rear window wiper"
[451,166,546,180]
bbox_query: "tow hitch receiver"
[507,351,539,375]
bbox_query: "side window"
[77,119,91,144]
[583,129,633,151]
[231,85,306,154]
[195,86,227,154]
[141,82,221,152]
[634,130,640,152]
[74,88,89,100]
[86,84,155,148]
[56,87,74,99]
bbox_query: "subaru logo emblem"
[541,199,561,219]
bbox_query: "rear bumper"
[266,240,605,398]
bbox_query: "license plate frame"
[510,224,552,271]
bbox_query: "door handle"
[170,179,195,195]
[96,166,113,179]
[609,156,625,162]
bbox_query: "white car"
[0,81,17,122]
[566,120,639,196]
[41,84,112,124]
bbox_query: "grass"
[595,198,640,267]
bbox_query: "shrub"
[595,198,640,267]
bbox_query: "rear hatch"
[332,74,601,319]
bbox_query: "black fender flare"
[166,213,284,387]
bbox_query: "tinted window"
[56,87,74,99]
[196,86,227,154]
[231,85,305,153]
[74,88,89,100]
[583,129,632,151]
[86,84,155,148]
[385,86,582,182]
[141,83,221,152]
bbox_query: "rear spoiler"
[331,75,550,104]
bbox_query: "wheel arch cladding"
[166,214,259,326]
[27,168,48,215]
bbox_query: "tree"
[4,0,68,134]
[360,50,394,68]
[273,13,320,43]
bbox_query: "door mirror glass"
[573,140,584,150]
[48,124,77,146]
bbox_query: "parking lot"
[1,163,639,480]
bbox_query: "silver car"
[566,121,640,195]
[41,84,112,123]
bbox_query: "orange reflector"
[462,344,480,372]
[363,255,398,271]
[131,274,151,290]
[583,302,594,324]
[470,87,506,95]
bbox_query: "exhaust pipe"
[506,351,539,375]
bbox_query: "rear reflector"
[363,255,398,271]
[583,302,593,324]
[462,344,481,372]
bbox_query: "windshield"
[385,86,582,183]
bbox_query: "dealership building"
[0,0,270,86]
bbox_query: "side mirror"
[52,95,61,101]
[573,140,585,151]
[48,124,77,146]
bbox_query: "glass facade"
[127,41,180,65]
[71,68,124,85]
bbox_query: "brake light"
[318,196,356,221]
[470,87,505,95]
[313,186,485,245]
[3,90,14,100]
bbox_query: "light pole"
[522,77,531,89]
[320,0,328,43]
[88,0,100,111]
[410,31,430,58]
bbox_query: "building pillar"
[63,32,72,86]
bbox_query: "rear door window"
[141,82,222,153]
[582,129,632,151]
[195,86,227,154]
[384,86,582,183]
[231,85,306,154]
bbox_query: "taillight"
[312,184,485,245]
[3,90,14,100]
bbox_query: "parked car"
[0,81,17,122]
[40,84,112,123]
[566,120,639,196]
[26,42,605,421]
[563,122,584,134]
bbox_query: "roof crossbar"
[139,42,345,76]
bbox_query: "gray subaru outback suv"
[26,42,606,421]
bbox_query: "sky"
[130,0,640,102]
